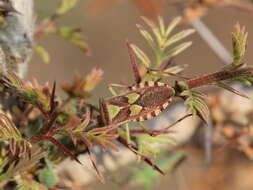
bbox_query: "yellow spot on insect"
[139,117,145,121]
[148,81,154,86]
[108,105,120,120]
[162,102,169,109]
[157,82,166,86]
[146,113,153,119]
[140,83,145,88]
[155,110,161,116]
[129,104,142,116]
[126,93,140,104]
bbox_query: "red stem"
[187,68,253,89]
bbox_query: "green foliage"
[56,0,78,16]
[0,147,46,182]
[34,0,89,64]
[182,90,209,123]
[137,135,175,155]
[35,46,50,64]
[130,151,185,189]
[17,176,47,190]
[38,161,57,188]
[56,27,90,53]
[1,1,253,187]
[0,113,31,157]
[134,16,194,70]
[3,72,52,111]
[232,23,248,67]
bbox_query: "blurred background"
[31,0,253,189]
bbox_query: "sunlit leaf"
[83,68,104,92]
[182,90,209,123]
[0,147,46,182]
[38,161,57,188]
[35,45,50,64]
[232,23,248,66]
[164,29,195,48]
[130,44,151,67]
[0,113,31,157]
[2,73,52,112]
[165,17,181,37]
[56,27,90,54]
[18,175,47,190]
[131,151,185,189]
[57,0,78,15]
[136,16,194,70]
[158,16,165,37]
[162,42,192,61]
[137,134,175,155]
[141,17,163,46]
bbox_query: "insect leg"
[138,122,154,136]
[148,69,191,80]
[107,83,130,96]
[125,123,131,144]
[152,113,193,136]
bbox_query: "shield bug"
[100,81,175,125]
[99,42,252,131]
[99,42,189,129]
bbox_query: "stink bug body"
[100,81,175,125]
[99,41,245,130]
[99,42,190,129]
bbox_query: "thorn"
[218,82,250,99]
[126,40,142,84]
[117,136,165,175]
[49,81,57,114]
[87,147,105,183]
[42,135,82,165]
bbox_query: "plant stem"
[187,68,253,89]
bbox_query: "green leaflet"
[35,45,50,64]
[56,27,90,53]
[39,166,57,188]
[57,0,78,15]
[134,17,194,70]
[131,151,185,189]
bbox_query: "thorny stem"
[186,68,253,89]
[117,136,165,175]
